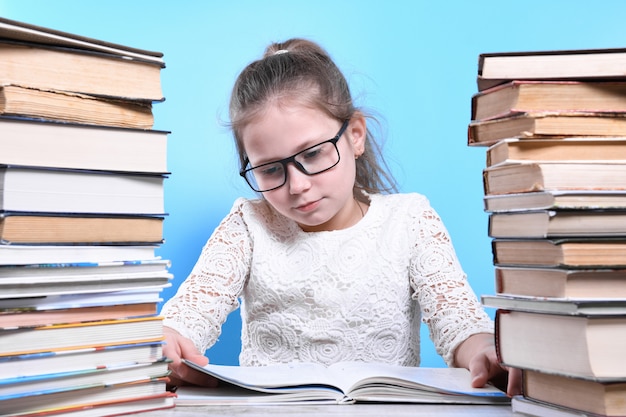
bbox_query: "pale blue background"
[2,0,625,367]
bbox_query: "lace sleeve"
[161,200,252,354]
[409,202,493,367]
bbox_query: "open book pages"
[176,360,509,405]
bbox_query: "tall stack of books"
[467,47,626,417]
[0,17,175,415]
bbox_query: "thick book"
[0,116,169,173]
[521,370,626,417]
[495,309,626,379]
[477,47,626,91]
[471,80,626,121]
[483,162,626,196]
[494,266,626,298]
[484,190,626,212]
[487,210,626,238]
[468,113,626,146]
[483,294,626,316]
[0,85,155,129]
[0,341,164,382]
[0,165,166,215]
[492,238,626,268]
[0,16,164,65]
[0,38,163,101]
[176,360,509,405]
[485,138,626,167]
[511,395,609,417]
[0,212,164,245]
[0,316,164,357]
[0,244,157,266]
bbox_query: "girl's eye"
[302,146,323,160]
[259,164,283,177]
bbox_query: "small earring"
[355,155,359,160]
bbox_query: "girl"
[161,38,519,395]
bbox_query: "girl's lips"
[295,199,320,212]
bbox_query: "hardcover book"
[477,47,626,91]
[492,238,626,268]
[495,309,626,379]
[487,210,626,238]
[0,39,163,100]
[471,80,626,121]
[483,294,626,316]
[494,266,626,298]
[0,116,169,173]
[0,212,164,245]
[0,16,164,65]
[483,190,626,212]
[512,395,610,417]
[468,112,626,146]
[0,85,155,129]
[483,162,626,196]
[521,370,626,417]
[485,138,626,167]
[0,245,158,266]
[0,165,166,215]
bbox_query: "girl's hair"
[229,38,397,198]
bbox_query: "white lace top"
[161,192,493,367]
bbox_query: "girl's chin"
[296,217,331,233]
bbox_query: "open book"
[176,360,509,405]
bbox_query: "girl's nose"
[285,163,311,194]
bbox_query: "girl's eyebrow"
[248,127,340,166]
[248,140,315,168]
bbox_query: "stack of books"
[0,17,175,415]
[468,47,626,417]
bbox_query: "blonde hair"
[229,38,397,198]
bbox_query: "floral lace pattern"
[161,193,493,367]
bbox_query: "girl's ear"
[349,112,367,157]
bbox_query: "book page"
[184,361,342,393]
[175,385,345,405]
[327,362,506,398]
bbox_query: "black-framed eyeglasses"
[239,120,349,192]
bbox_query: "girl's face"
[241,104,366,232]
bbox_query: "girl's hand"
[163,326,218,389]
[454,332,522,397]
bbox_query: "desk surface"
[144,403,516,416]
